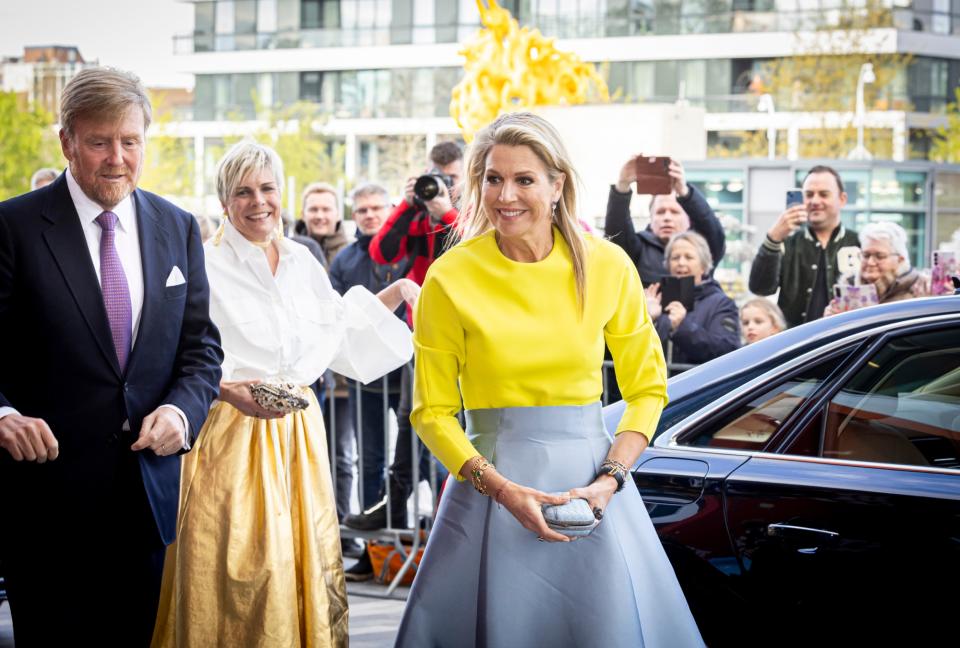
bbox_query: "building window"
[302,0,339,28]
[301,71,323,103]
[794,168,929,268]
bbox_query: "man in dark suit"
[0,67,222,646]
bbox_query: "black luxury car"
[605,295,960,647]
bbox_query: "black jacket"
[328,233,408,392]
[605,183,726,286]
[0,175,223,545]
[749,225,860,328]
[653,278,740,366]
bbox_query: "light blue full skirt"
[394,403,705,648]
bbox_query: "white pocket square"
[165,266,186,287]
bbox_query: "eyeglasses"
[354,205,387,216]
[861,251,891,262]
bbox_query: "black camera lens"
[414,175,441,202]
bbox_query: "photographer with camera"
[345,143,461,567]
[370,141,462,301]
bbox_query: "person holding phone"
[749,165,860,328]
[823,221,929,316]
[605,154,725,286]
[645,231,740,367]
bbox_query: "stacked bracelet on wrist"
[470,456,494,496]
[597,459,628,493]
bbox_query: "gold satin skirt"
[152,390,348,647]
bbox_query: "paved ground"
[0,565,407,648]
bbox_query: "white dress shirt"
[207,218,412,387]
[0,170,189,446]
[65,168,146,342]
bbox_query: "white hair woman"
[153,140,416,647]
[825,221,929,315]
[394,112,703,647]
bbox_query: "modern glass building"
[169,0,960,272]
[175,1,959,138]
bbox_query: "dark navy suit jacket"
[0,174,222,545]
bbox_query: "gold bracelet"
[470,456,493,496]
[602,458,628,474]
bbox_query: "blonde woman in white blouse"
[152,140,415,648]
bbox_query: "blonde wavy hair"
[455,112,588,310]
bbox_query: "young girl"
[740,298,786,344]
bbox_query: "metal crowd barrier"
[325,371,440,598]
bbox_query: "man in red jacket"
[369,141,462,296]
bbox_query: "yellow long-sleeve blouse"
[411,228,668,477]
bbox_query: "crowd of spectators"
[19,153,951,572]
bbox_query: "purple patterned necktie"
[95,211,132,372]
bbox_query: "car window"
[821,328,960,470]
[681,355,843,451]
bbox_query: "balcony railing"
[173,7,958,54]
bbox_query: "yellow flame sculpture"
[451,0,610,142]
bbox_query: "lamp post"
[848,62,876,160]
[757,93,776,160]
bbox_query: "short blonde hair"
[664,231,713,275]
[741,298,786,333]
[301,182,339,213]
[456,112,588,310]
[215,139,284,206]
[60,67,152,137]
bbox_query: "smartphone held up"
[635,156,672,195]
[785,189,804,209]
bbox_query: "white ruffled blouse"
[204,219,412,386]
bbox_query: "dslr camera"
[413,169,454,208]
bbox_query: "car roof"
[603,295,960,425]
[670,295,960,401]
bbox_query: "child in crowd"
[740,298,786,344]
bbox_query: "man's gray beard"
[90,181,135,209]
[70,161,135,209]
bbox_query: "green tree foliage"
[140,90,196,198]
[708,1,912,159]
[202,100,345,214]
[930,88,960,163]
[0,91,63,199]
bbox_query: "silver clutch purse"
[541,496,600,538]
[248,382,310,414]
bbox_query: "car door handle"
[767,523,840,541]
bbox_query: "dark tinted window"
[680,354,843,451]
[821,328,960,470]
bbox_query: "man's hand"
[768,204,808,243]
[402,176,418,208]
[424,180,453,221]
[0,414,58,462]
[668,158,689,198]
[131,406,187,456]
[615,154,640,193]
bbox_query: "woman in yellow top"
[395,113,703,647]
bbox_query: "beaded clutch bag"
[541,496,600,538]
[249,382,309,414]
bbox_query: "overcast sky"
[0,0,194,88]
